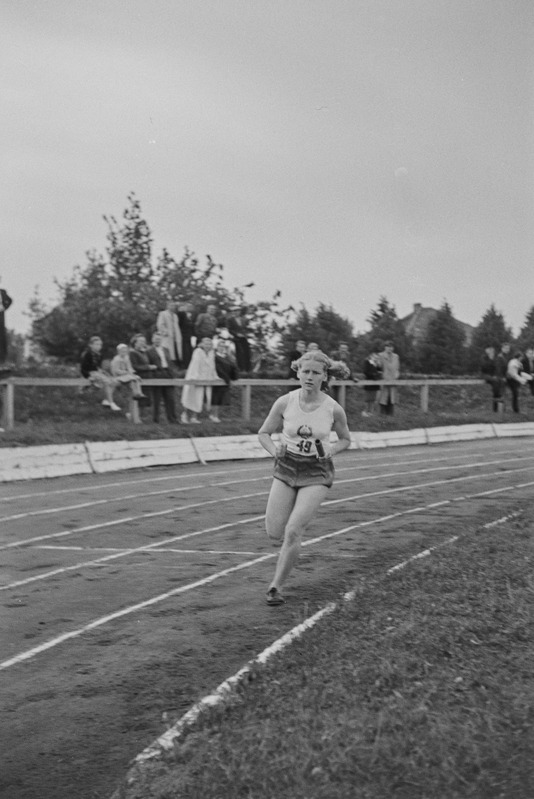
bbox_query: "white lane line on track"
[0,475,272,523]
[2,465,534,590]
[0,553,277,672]
[2,453,532,524]
[1,483,532,671]
[0,514,266,591]
[132,509,524,764]
[384,511,524,576]
[324,463,534,506]
[136,601,340,762]
[303,480,534,547]
[0,490,268,552]
[0,463,271,503]
[36,545,265,556]
[0,444,526,505]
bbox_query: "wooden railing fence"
[0,377,487,430]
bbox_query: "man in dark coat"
[494,343,511,410]
[362,351,382,416]
[480,345,502,412]
[210,341,239,422]
[226,305,252,372]
[194,303,218,340]
[0,283,13,364]
[177,302,195,369]
[147,332,177,423]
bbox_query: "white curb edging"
[1,423,534,483]
[0,443,93,482]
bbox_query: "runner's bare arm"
[258,396,289,457]
[330,404,351,457]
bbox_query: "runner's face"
[298,362,325,391]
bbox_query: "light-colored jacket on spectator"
[156,309,183,362]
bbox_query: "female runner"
[258,350,351,605]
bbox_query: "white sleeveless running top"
[282,389,336,456]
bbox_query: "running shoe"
[266,587,285,606]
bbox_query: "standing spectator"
[495,343,511,409]
[210,341,239,423]
[194,303,218,340]
[506,351,532,413]
[0,278,13,365]
[286,339,307,375]
[147,332,177,423]
[329,342,353,402]
[307,342,320,351]
[521,346,534,397]
[226,305,252,372]
[181,337,218,424]
[80,335,121,411]
[378,341,400,415]
[156,300,183,366]
[177,302,195,369]
[110,344,150,404]
[330,342,352,377]
[362,351,382,416]
[480,345,503,412]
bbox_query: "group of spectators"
[80,305,534,426]
[80,301,246,424]
[286,339,401,416]
[480,343,534,413]
[154,300,252,373]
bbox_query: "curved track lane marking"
[2,453,533,527]
[2,464,534,589]
[1,483,532,671]
[0,491,268,552]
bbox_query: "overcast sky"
[2,0,532,336]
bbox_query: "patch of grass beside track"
[118,510,534,799]
[2,381,534,446]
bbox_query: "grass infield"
[120,510,533,799]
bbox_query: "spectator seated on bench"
[80,335,121,411]
[110,344,150,405]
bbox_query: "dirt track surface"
[1,438,533,799]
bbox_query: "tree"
[517,305,534,350]
[467,304,513,372]
[281,303,354,356]
[30,195,291,363]
[416,301,466,374]
[357,296,412,368]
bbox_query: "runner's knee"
[266,517,284,542]
[284,522,303,547]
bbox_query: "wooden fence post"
[241,384,251,422]
[129,397,141,424]
[420,382,429,412]
[2,380,15,429]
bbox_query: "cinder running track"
[1,437,533,799]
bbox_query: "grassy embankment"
[118,511,534,799]
[2,377,534,447]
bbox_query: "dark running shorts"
[273,450,335,489]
